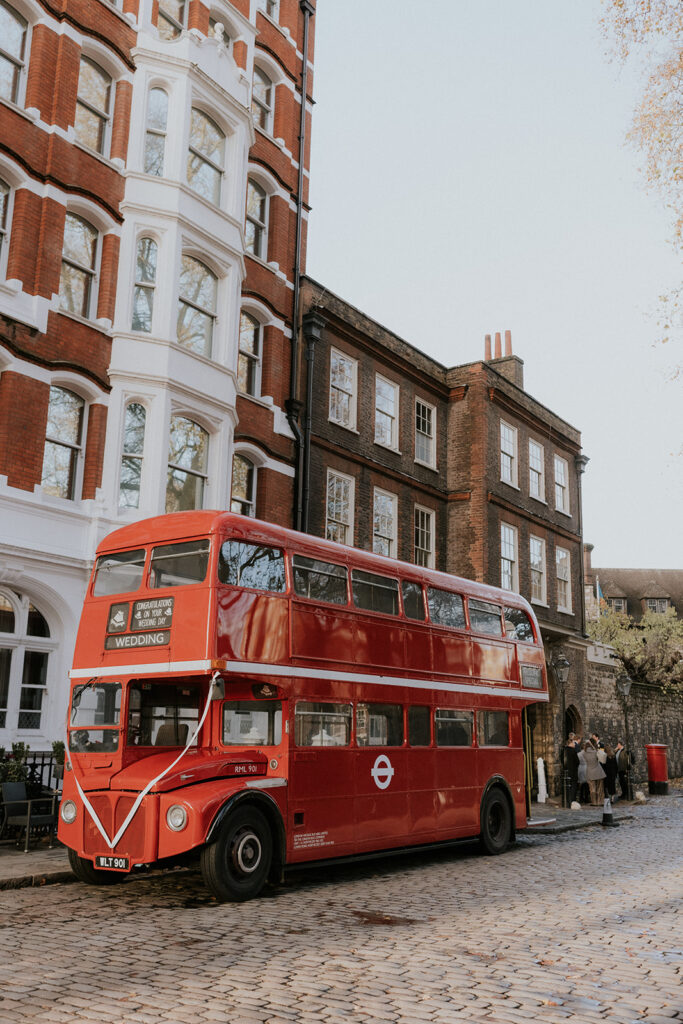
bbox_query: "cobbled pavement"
[0,792,681,1024]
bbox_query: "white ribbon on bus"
[65,672,222,853]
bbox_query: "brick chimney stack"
[494,332,502,358]
[485,334,492,360]
[505,330,512,356]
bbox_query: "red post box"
[645,744,668,795]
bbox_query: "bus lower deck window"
[408,705,430,745]
[223,700,282,745]
[295,702,351,746]
[69,681,121,751]
[479,710,509,746]
[435,709,473,746]
[356,703,403,747]
[127,682,199,746]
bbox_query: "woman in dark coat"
[583,742,606,805]
[603,744,618,800]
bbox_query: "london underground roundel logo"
[371,754,394,790]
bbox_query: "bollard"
[536,757,547,803]
[602,796,618,827]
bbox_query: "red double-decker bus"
[58,511,548,901]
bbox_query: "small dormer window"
[645,598,669,614]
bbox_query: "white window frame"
[529,439,545,502]
[500,523,518,592]
[41,385,87,501]
[500,420,518,488]
[0,177,13,280]
[59,212,101,322]
[374,374,399,451]
[556,546,572,612]
[158,0,188,39]
[245,178,269,260]
[0,1,30,109]
[143,86,168,176]
[554,455,570,515]
[414,505,435,569]
[645,598,669,614]
[118,400,146,510]
[230,452,256,517]
[529,535,547,605]
[0,589,57,737]
[74,55,113,157]
[237,310,262,398]
[255,0,278,21]
[415,398,436,469]
[252,65,274,134]
[328,348,358,431]
[372,488,398,559]
[325,468,355,546]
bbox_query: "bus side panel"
[430,630,473,679]
[406,747,438,843]
[353,747,409,851]
[287,748,355,862]
[434,745,479,836]
[352,618,408,671]
[472,640,514,682]
[290,604,356,668]
[216,590,289,663]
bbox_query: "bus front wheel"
[67,848,125,885]
[479,788,512,855]
[201,806,272,902]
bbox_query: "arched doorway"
[565,704,583,741]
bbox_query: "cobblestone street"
[1,793,681,1024]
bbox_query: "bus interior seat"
[155,722,188,746]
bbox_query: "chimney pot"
[505,330,512,356]
[494,332,502,359]
[485,334,492,361]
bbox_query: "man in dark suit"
[615,740,631,800]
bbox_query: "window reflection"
[0,2,27,105]
[119,402,146,509]
[144,88,168,175]
[74,57,111,154]
[177,255,217,356]
[166,415,208,512]
[245,180,267,258]
[238,312,261,395]
[41,386,84,499]
[251,67,273,131]
[59,214,98,318]
[132,237,157,332]
[230,453,255,516]
[187,109,224,204]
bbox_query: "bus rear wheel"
[201,806,272,902]
[67,848,125,885]
[479,787,512,855]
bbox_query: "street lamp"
[616,671,633,800]
[552,654,571,807]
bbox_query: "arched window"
[59,213,99,319]
[251,67,273,133]
[187,109,225,205]
[119,402,146,509]
[231,453,255,517]
[158,0,187,39]
[144,88,168,176]
[0,591,52,731]
[41,386,85,500]
[166,415,208,512]
[0,2,28,105]
[74,56,112,155]
[245,179,267,259]
[177,255,217,357]
[0,178,9,262]
[132,237,157,332]
[238,312,261,396]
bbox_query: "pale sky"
[306,1,683,570]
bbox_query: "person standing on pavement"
[583,741,606,805]
[565,736,579,805]
[603,744,618,801]
[615,740,631,800]
[577,743,589,803]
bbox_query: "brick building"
[0,0,315,748]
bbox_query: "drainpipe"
[301,312,325,533]
[285,0,315,531]
[575,453,590,637]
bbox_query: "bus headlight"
[166,805,187,832]
[60,800,77,824]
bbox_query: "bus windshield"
[127,681,200,747]
[69,682,121,752]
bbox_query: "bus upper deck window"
[93,550,146,597]
[427,587,465,629]
[402,581,425,621]
[503,606,535,642]
[292,555,348,605]
[351,570,399,616]
[150,539,210,588]
[469,599,503,637]
[218,540,286,592]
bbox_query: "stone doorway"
[565,704,583,742]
